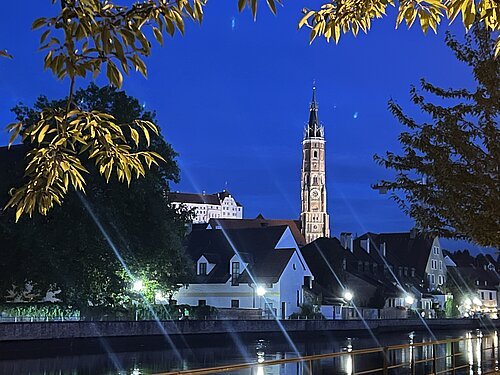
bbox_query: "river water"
[0,328,498,374]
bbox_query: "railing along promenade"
[158,335,500,375]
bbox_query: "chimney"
[340,232,353,252]
[360,238,370,253]
[380,242,386,257]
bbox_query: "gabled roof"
[167,192,220,205]
[207,215,305,246]
[301,237,403,303]
[167,190,243,207]
[216,191,243,207]
[185,225,297,284]
[300,237,353,299]
[449,266,499,291]
[355,232,435,275]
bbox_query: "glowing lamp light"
[132,279,144,292]
[344,291,353,302]
[155,291,163,301]
[405,295,415,305]
[473,297,482,306]
[256,286,266,297]
[464,297,472,306]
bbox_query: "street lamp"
[256,286,267,297]
[405,294,415,306]
[133,279,144,293]
[344,290,353,302]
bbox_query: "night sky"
[0,1,489,252]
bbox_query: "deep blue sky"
[0,1,488,252]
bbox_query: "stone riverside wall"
[0,319,496,342]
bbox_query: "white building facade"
[174,226,313,319]
[168,190,243,224]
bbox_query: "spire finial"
[311,80,317,104]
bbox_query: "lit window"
[199,262,207,275]
[231,262,240,286]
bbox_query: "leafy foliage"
[299,0,500,55]
[0,84,192,309]
[375,24,499,247]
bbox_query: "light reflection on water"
[0,330,498,374]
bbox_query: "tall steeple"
[300,84,330,244]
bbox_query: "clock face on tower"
[311,189,320,200]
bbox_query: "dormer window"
[231,262,240,286]
[199,262,207,275]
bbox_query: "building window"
[490,292,494,300]
[431,274,435,284]
[296,290,300,307]
[481,292,485,300]
[364,262,370,272]
[313,150,318,158]
[431,260,437,270]
[231,299,239,308]
[404,267,408,276]
[411,268,415,277]
[433,246,439,255]
[438,275,443,285]
[199,262,207,275]
[358,261,363,272]
[198,300,206,306]
[293,263,296,270]
[439,261,443,270]
[231,262,240,285]
[398,266,403,277]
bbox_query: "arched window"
[313,176,318,185]
[313,150,318,158]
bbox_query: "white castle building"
[168,190,243,223]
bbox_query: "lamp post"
[344,290,353,303]
[343,290,353,319]
[256,285,267,318]
[132,279,145,321]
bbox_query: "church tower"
[300,85,330,244]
